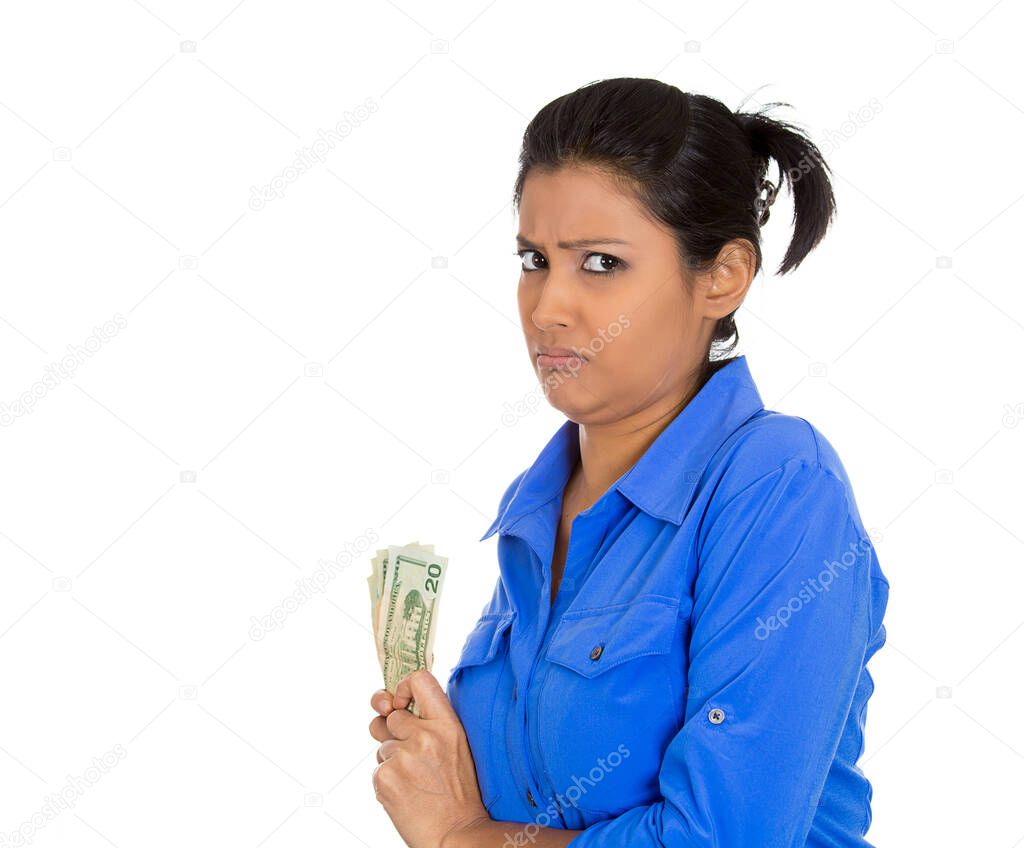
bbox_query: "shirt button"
[589,644,604,661]
[526,788,537,807]
[708,708,725,724]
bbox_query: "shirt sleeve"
[567,459,879,848]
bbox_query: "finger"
[392,669,454,721]
[370,688,394,716]
[385,703,414,740]
[378,738,399,762]
[368,714,395,743]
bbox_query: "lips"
[536,345,587,370]
[536,345,586,360]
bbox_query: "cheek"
[583,316,643,371]
[586,316,683,391]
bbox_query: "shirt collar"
[478,354,765,541]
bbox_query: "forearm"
[443,817,583,848]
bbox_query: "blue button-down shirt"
[447,355,890,847]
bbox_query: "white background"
[1,1,1022,846]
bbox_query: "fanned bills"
[367,541,448,717]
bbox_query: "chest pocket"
[446,611,516,813]
[447,611,515,685]
[537,595,685,819]
[546,595,679,677]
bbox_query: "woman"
[368,77,890,848]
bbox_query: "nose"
[529,265,576,333]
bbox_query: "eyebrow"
[515,235,632,250]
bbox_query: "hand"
[368,688,397,762]
[369,669,489,848]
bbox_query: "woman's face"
[516,165,751,425]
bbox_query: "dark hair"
[512,77,836,386]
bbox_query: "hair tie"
[755,177,777,225]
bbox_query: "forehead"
[518,166,654,238]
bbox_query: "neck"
[571,376,705,509]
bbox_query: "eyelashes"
[514,249,626,277]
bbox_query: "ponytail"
[736,103,837,275]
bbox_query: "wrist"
[441,813,492,848]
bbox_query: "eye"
[515,248,546,272]
[514,249,625,276]
[581,252,624,275]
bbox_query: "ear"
[699,238,757,320]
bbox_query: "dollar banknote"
[367,541,447,717]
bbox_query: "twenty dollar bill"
[367,542,448,717]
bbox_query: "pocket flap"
[546,596,679,678]
[451,612,515,672]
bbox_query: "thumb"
[392,669,454,720]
